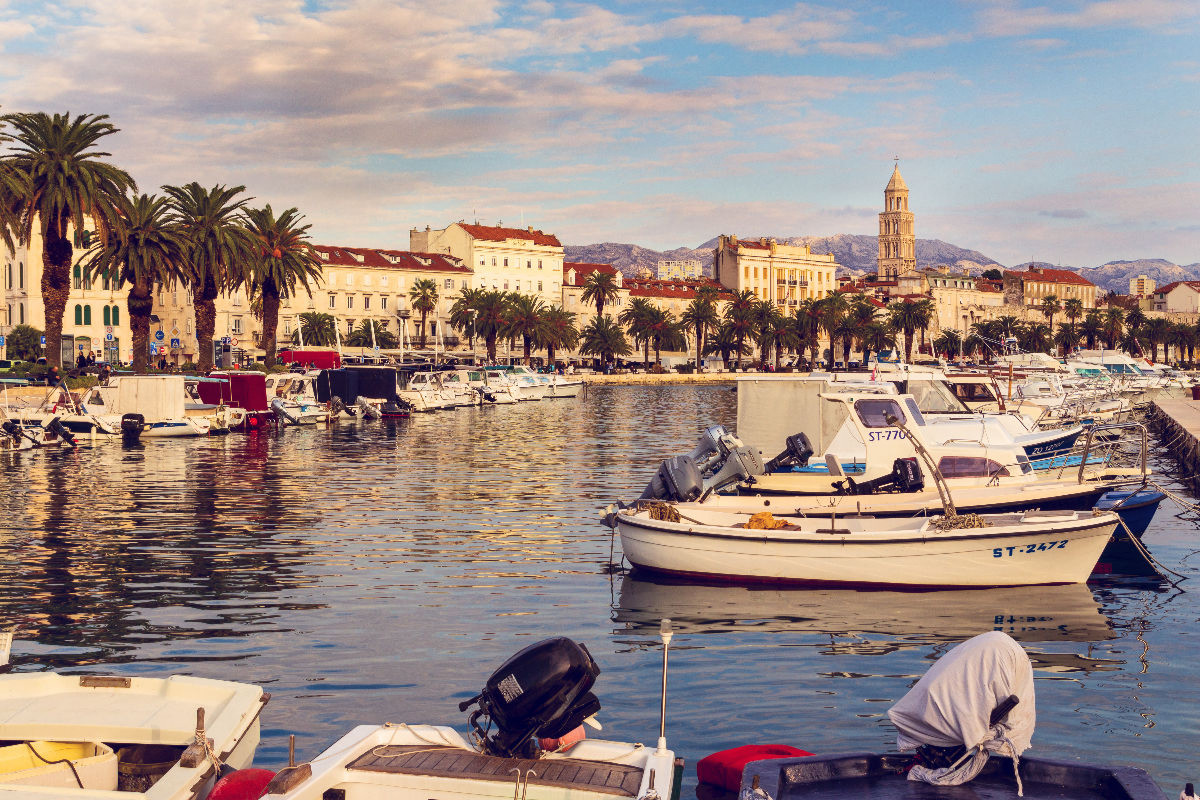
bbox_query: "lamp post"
[469,309,477,366]
[398,309,411,364]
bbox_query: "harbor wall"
[1147,400,1200,487]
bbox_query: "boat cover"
[888,631,1035,791]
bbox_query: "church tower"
[877,163,915,278]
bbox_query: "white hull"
[260,723,673,800]
[617,507,1116,587]
[141,418,211,437]
[549,379,583,398]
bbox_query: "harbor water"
[1,384,1199,793]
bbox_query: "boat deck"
[346,744,644,796]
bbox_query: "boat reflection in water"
[614,574,1120,667]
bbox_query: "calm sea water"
[1,385,1198,794]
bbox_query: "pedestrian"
[87,352,96,366]
[1182,784,1198,800]
[45,365,60,386]
[76,352,86,370]
[99,363,111,383]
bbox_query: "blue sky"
[1,0,1197,267]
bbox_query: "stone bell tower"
[878,163,915,278]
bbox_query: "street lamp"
[469,309,477,365]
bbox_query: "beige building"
[922,269,1006,335]
[410,223,564,310]
[878,165,916,278]
[3,229,135,365]
[562,263,629,318]
[656,259,703,281]
[1003,266,1097,310]
[1130,274,1156,298]
[1152,281,1200,313]
[713,235,838,310]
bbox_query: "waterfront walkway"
[1148,399,1200,479]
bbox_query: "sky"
[0,0,1198,268]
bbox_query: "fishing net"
[930,513,991,531]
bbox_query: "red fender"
[208,768,276,800]
[697,745,815,791]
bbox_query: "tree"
[541,306,578,365]
[5,324,42,360]
[1018,322,1051,353]
[408,278,439,350]
[724,289,757,368]
[472,290,511,363]
[705,320,738,370]
[295,312,336,346]
[3,111,136,367]
[1141,317,1171,362]
[680,295,719,370]
[887,298,932,363]
[1039,295,1061,338]
[241,205,323,368]
[1053,323,1078,357]
[503,293,549,365]
[647,308,685,368]
[580,269,621,319]
[618,297,659,368]
[860,323,894,366]
[1079,312,1103,350]
[751,300,782,366]
[1168,323,1194,364]
[346,319,398,349]
[795,299,822,367]
[981,268,1003,281]
[816,292,849,368]
[449,287,484,351]
[1125,306,1147,334]
[78,193,187,373]
[934,329,962,358]
[848,297,880,362]
[164,182,253,371]
[1102,307,1125,349]
[579,315,631,365]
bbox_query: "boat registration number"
[867,430,907,441]
[993,541,1068,557]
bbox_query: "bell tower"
[878,162,915,278]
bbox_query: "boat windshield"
[937,455,1011,478]
[907,379,970,413]
[854,398,907,428]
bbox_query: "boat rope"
[1112,512,1188,587]
[24,742,85,789]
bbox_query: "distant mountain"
[564,234,1002,277]
[1059,259,1200,295]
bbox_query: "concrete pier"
[1148,400,1200,481]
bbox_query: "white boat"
[264,374,328,424]
[0,672,267,799]
[85,376,210,438]
[548,373,583,398]
[482,370,520,404]
[616,504,1118,587]
[401,371,457,412]
[440,369,485,406]
[2,380,143,441]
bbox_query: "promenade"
[1149,399,1200,484]
[580,370,739,386]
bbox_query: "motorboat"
[264,373,327,424]
[316,367,413,419]
[615,503,1118,587]
[401,370,456,412]
[244,637,676,800]
[440,369,485,406]
[1,379,143,442]
[199,373,276,432]
[549,373,584,398]
[83,376,210,437]
[482,370,520,404]
[0,671,267,799]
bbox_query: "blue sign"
[155,330,165,341]
[0,335,5,346]
[40,336,46,345]
[221,336,231,345]
[106,333,114,342]
[149,343,157,355]
[170,338,181,348]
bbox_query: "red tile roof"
[626,277,731,300]
[458,223,562,248]
[312,245,471,273]
[563,262,619,287]
[1153,280,1200,296]
[1012,266,1094,286]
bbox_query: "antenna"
[656,618,673,756]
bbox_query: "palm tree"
[449,287,484,351]
[618,297,659,368]
[724,289,757,369]
[680,295,720,370]
[1053,324,1077,357]
[887,298,931,363]
[705,320,738,370]
[816,293,849,368]
[1102,307,1125,349]
[1039,295,1061,332]
[580,270,622,319]
[647,308,685,368]
[503,293,549,365]
[835,315,858,366]
[164,182,253,371]
[3,111,136,367]
[751,300,782,366]
[1125,307,1147,335]
[541,306,579,365]
[77,194,186,373]
[346,319,398,349]
[1018,322,1051,353]
[1063,297,1083,330]
[579,315,631,366]
[860,323,894,366]
[934,329,962,359]
[241,205,323,368]
[295,312,336,346]
[1142,317,1171,362]
[996,315,1021,340]
[769,313,797,370]
[472,290,511,363]
[848,297,879,362]
[408,278,439,350]
[1079,312,1103,350]
[0,148,28,252]
[795,299,822,367]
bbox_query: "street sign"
[230,337,239,347]
[154,330,165,341]
[78,344,84,351]
[40,336,46,345]
[149,344,157,355]
[0,336,5,346]
[221,336,231,345]
[373,345,380,352]
[170,338,181,349]
[105,325,113,335]
[171,327,179,336]
[106,333,114,342]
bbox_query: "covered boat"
[83,376,209,437]
[200,372,275,432]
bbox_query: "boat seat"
[824,454,844,477]
[345,744,645,797]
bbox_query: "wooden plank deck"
[346,744,644,797]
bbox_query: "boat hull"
[618,511,1116,588]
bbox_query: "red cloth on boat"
[696,744,814,790]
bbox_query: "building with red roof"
[713,234,839,312]
[1152,280,1200,313]
[1002,265,1097,309]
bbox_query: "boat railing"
[1060,421,1149,485]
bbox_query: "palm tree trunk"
[194,274,219,372]
[904,329,914,363]
[418,311,428,349]
[41,226,73,369]
[486,333,497,363]
[643,337,650,368]
[262,285,281,368]
[128,277,154,373]
[523,335,532,365]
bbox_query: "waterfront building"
[410,223,564,311]
[1003,265,1097,310]
[878,164,916,278]
[1152,281,1200,313]
[562,263,629,318]
[3,230,134,365]
[1130,274,1156,298]
[712,235,838,309]
[656,259,703,281]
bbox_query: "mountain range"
[563,236,1199,295]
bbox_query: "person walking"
[1181,783,1198,800]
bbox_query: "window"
[461,280,467,289]
[284,320,292,335]
[503,281,509,290]
[537,281,543,292]
[491,257,497,266]
[854,399,905,428]
[73,265,82,290]
[74,304,82,325]
[363,295,371,310]
[347,295,354,309]
[347,319,355,335]
[346,275,354,287]
[444,278,453,289]
[381,296,388,310]
[83,305,91,325]
[503,258,509,267]
[526,260,531,269]
[480,258,485,266]
[103,306,110,326]
[232,317,243,334]
[18,304,23,324]
[329,295,337,309]
[538,260,543,269]
[936,456,1010,479]
[233,292,242,307]
[112,306,119,325]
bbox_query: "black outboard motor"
[837,457,924,495]
[639,425,765,502]
[1,420,22,439]
[764,432,814,473]
[121,413,145,439]
[640,455,704,503]
[460,637,602,759]
[45,416,77,448]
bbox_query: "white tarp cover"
[888,631,1035,790]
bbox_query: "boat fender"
[697,745,814,791]
[207,767,276,800]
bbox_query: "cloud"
[976,0,1200,37]
[1039,209,1089,218]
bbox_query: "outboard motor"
[356,397,382,420]
[120,413,144,438]
[1,420,22,439]
[640,455,705,502]
[837,457,923,496]
[764,432,814,473]
[459,637,601,759]
[639,426,765,502]
[270,397,301,425]
[45,416,77,448]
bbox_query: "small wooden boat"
[0,672,268,799]
[616,505,1118,588]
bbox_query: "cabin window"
[904,398,926,426]
[854,399,905,428]
[937,456,1010,479]
[953,383,997,402]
